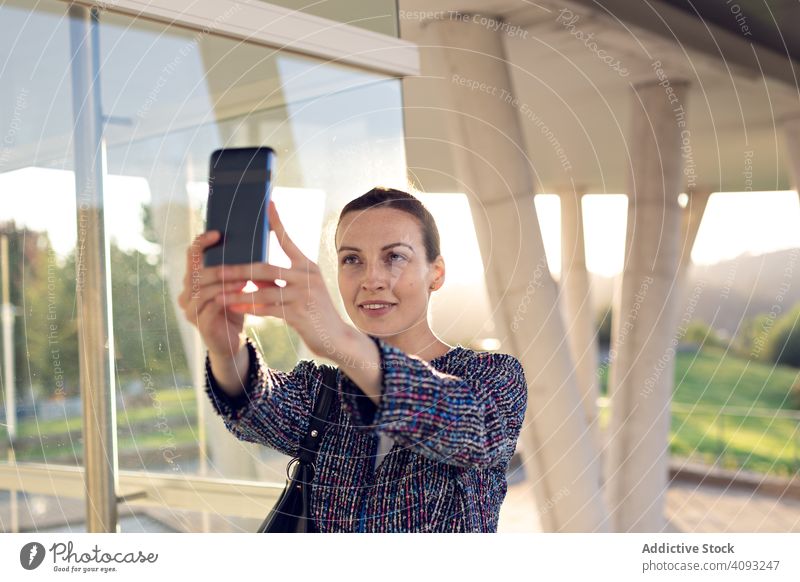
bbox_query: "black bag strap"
[297,364,337,465]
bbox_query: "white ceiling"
[399,0,800,193]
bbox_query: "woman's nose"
[361,263,389,290]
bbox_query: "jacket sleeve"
[337,335,528,469]
[204,336,317,458]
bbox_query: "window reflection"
[0,0,407,490]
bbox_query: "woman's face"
[336,207,444,337]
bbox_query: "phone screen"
[203,147,276,267]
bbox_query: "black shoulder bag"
[257,364,338,533]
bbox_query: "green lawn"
[600,345,800,477]
[672,345,800,410]
[9,387,197,440]
[11,424,199,464]
[4,386,199,465]
[7,347,800,477]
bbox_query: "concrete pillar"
[604,80,689,532]
[403,15,610,531]
[782,116,800,198]
[675,186,712,339]
[558,187,603,488]
[679,187,712,275]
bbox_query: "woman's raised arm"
[338,336,528,470]
[205,337,318,458]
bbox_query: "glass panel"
[262,0,399,37]
[0,0,407,488]
[0,487,262,532]
[0,489,179,532]
[0,1,80,469]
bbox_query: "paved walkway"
[4,476,800,533]
[497,478,800,532]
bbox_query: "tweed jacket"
[204,334,528,532]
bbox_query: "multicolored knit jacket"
[204,334,528,532]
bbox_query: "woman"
[178,187,528,532]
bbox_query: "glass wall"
[263,0,399,36]
[0,0,407,531]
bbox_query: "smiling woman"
[335,187,449,361]
[189,186,529,532]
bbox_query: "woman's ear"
[429,256,445,290]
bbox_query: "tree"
[595,304,612,347]
[1,221,80,401]
[684,320,726,349]
[764,303,800,369]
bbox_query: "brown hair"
[335,187,441,263]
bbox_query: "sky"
[1,167,800,281]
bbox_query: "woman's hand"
[215,200,353,360]
[177,230,251,358]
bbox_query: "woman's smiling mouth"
[358,302,397,317]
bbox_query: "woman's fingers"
[268,200,313,269]
[210,261,290,287]
[183,281,227,324]
[185,231,219,281]
[182,231,221,303]
[227,303,283,317]
[216,283,291,308]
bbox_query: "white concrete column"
[679,187,712,275]
[403,15,610,532]
[782,116,800,198]
[559,188,603,487]
[675,186,712,308]
[604,80,689,532]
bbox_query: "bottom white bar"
[1,533,798,581]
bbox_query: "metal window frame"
[1,0,418,532]
[62,0,420,77]
[0,462,282,520]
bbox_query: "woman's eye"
[341,253,406,265]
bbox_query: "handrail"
[597,396,800,420]
[0,462,283,520]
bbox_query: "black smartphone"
[203,147,276,267]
